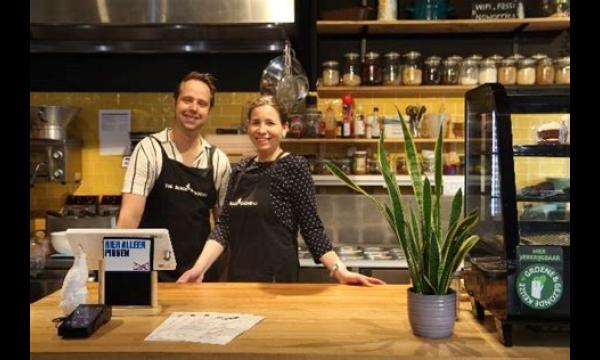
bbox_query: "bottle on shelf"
[323,102,337,138]
[354,105,366,138]
[341,94,354,138]
[368,107,381,139]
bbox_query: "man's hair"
[173,72,217,108]
[246,96,288,125]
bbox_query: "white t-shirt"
[122,128,231,208]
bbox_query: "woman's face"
[248,105,287,156]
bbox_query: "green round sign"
[516,264,563,310]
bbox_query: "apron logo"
[229,197,258,207]
[164,182,208,198]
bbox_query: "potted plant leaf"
[325,107,480,339]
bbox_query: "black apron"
[227,153,299,282]
[140,136,219,282]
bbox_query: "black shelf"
[516,194,570,202]
[519,220,570,233]
[512,144,570,157]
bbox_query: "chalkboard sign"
[471,0,524,19]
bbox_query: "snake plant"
[325,107,480,295]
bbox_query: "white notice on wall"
[99,109,131,155]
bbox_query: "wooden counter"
[31,283,569,359]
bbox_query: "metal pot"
[259,44,308,113]
[30,105,81,140]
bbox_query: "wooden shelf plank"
[316,18,570,35]
[282,138,464,144]
[317,85,474,98]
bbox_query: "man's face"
[174,79,212,133]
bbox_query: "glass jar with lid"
[498,58,517,85]
[554,56,570,84]
[536,57,555,84]
[488,54,504,66]
[517,58,537,85]
[467,54,483,66]
[362,52,383,85]
[442,58,460,85]
[342,52,362,86]
[382,52,401,86]
[402,51,423,85]
[531,53,549,63]
[478,58,498,84]
[459,58,479,85]
[423,56,442,85]
[509,53,525,62]
[352,150,368,175]
[448,55,463,63]
[321,60,340,86]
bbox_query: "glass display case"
[463,84,570,346]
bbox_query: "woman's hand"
[176,267,204,283]
[335,268,386,287]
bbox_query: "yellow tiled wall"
[30,91,260,214]
[30,91,567,218]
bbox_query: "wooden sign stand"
[98,259,162,316]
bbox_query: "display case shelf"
[512,144,570,157]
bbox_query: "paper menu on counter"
[145,312,265,345]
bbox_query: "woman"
[178,96,384,286]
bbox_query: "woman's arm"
[177,240,225,283]
[288,157,385,286]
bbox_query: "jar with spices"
[362,52,383,85]
[336,157,352,175]
[321,60,340,86]
[536,57,555,85]
[423,56,442,85]
[342,52,362,86]
[498,58,517,85]
[517,58,536,85]
[395,156,407,175]
[467,54,483,66]
[554,56,570,84]
[459,58,479,85]
[402,51,423,85]
[488,54,504,66]
[352,150,367,175]
[531,53,548,63]
[382,52,401,85]
[367,156,380,174]
[479,58,497,84]
[442,58,460,85]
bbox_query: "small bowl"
[51,231,73,256]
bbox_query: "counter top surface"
[31,283,569,360]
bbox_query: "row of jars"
[321,52,570,87]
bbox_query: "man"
[118,72,231,282]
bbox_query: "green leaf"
[434,121,443,244]
[428,225,441,294]
[396,106,423,212]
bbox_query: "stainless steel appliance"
[30,138,82,186]
[30,105,82,186]
[30,105,80,141]
[298,244,410,284]
[30,0,295,54]
[45,195,117,234]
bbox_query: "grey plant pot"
[407,287,456,339]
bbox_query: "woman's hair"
[173,72,217,108]
[246,96,288,125]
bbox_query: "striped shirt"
[122,128,231,208]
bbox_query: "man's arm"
[117,193,147,228]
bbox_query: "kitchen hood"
[30,0,295,53]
